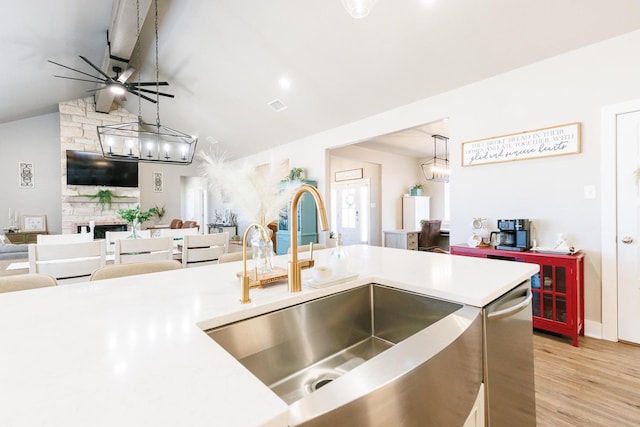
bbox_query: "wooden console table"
[450,244,585,346]
[5,231,46,244]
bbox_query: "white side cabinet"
[402,195,430,230]
[383,230,420,250]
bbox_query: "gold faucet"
[288,184,330,292]
[240,223,270,304]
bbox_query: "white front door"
[616,109,640,344]
[331,180,370,246]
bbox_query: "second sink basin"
[206,283,463,404]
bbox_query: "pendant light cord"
[154,0,160,129]
[136,0,142,123]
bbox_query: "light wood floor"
[534,331,640,426]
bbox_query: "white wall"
[0,113,62,233]
[139,161,200,225]
[240,29,640,326]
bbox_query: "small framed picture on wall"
[153,172,163,192]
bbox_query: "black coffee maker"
[493,219,531,251]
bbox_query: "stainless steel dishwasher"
[483,281,537,426]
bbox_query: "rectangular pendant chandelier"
[421,134,450,182]
[97,121,197,165]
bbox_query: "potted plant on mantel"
[74,188,131,211]
[118,206,156,238]
[410,183,423,196]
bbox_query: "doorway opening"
[327,118,449,247]
[181,176,208,232]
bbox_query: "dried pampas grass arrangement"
[199,149,302,226]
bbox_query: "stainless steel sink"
[205,284,482,426]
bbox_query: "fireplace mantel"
[63,196,138,204]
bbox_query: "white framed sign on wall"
[461,122,581,167]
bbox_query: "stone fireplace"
[59,97,140,234]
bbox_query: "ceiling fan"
[47,55,174,104]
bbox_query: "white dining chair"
[28,241,106,282]
[105,230,151,253]
[114,237,173,264]
[154,227,199,248]
[182,232,228,268]
[37,233,93,244]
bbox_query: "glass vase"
[128,219,140,239]
[251,227,274,274]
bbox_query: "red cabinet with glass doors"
[450,245,585,346]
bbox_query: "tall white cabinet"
[402,196,430,230]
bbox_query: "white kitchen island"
[0,245,537,427]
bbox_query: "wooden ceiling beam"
[95,0,152,113]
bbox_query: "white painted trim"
[600,98,640,342]
[584,319,603,340]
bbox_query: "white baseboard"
[584,319,603,339]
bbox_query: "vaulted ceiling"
[3,0,640,158]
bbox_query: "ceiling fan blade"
[48,59,104,81]
[53,75,106,85]
[136,88,175,98]
[129,81,169,87]
[79,55,111,80]
[118,66,136,83]
[127,89,157,103]
[85,86,111,93]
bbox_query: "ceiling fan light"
[109,84,126,95]
[341,0,377,19]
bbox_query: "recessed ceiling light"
[279,78,291,90]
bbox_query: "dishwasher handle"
[487,286,533,320]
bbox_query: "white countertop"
[0,245,537,426]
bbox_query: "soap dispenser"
[330,233,348,277]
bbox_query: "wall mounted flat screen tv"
[66,150,139,188]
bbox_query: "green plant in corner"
[151,204,166,222]
[411,183,423,191]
